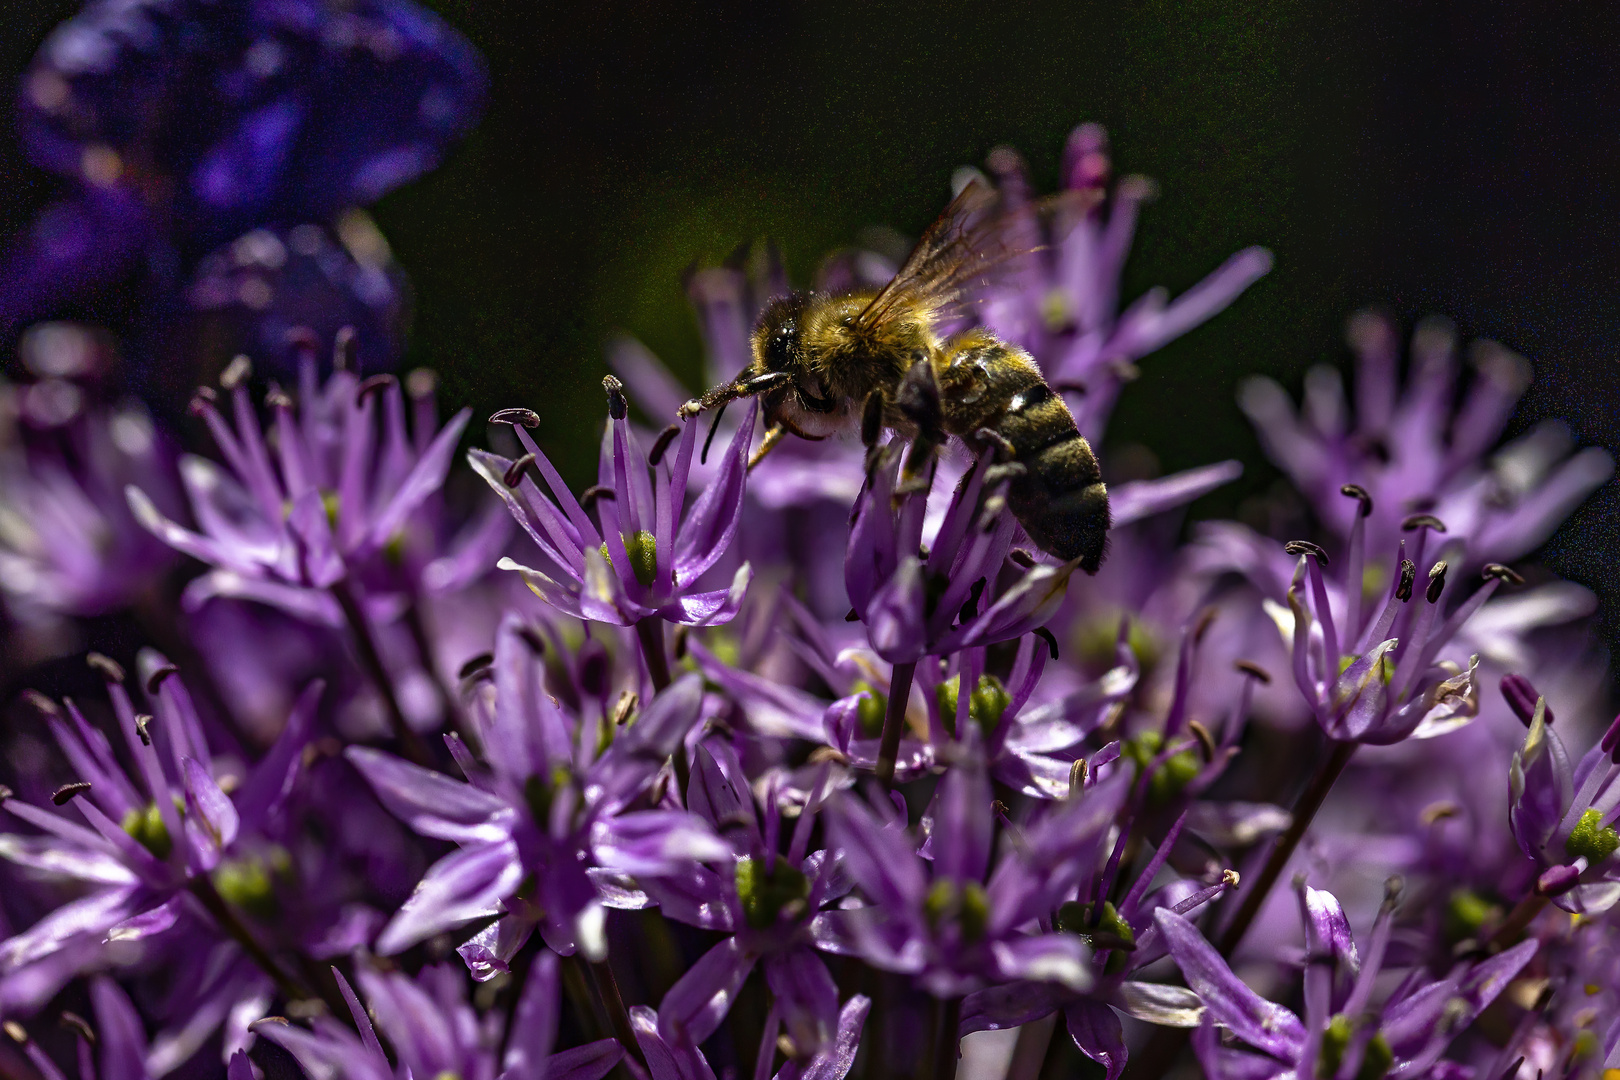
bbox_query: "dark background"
[4,0,1620,622]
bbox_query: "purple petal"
[375,840,524,955]
[1064,1001,1127,1080]
[673,399,757,583]
[764,949,840,1058]
[182,756,240,860]
[105,895,182,943]
[545,1039,625,1080]
[92,976,149,1080]
[660,937,759,1046]
[594,811,731,876]
[364,408,473,549]
[502,951,560,1074]
[959,981,1062,1035]
[1154,909,1305,1060]
[781,995,871,1080]
[990,934,1092,992]
[346,746,512,843]
[1110,461,1243,528]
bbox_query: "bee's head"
[751,291,812,376]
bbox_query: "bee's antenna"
[701,400,730,465]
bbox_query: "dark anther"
[991,799,1011,820]
[1009,549,1037,569]
[333,326,357,371]
[1283,540,1329,565]
[503,453,536,488]
[145,664,179,695]
[187,389,217,416]
[1032,627,1060,660]
[580,485,617,511]
[489,408,542,428]
[1382,875,1405,906]
[1500,674,1549,728]
[984,462,1028,485]
[219,355,252,389]
[517,626,546,656]
[1401,513,1447,533]
[1234,659,1272,684]
[1187,719,1217,762]
[52,781,92,805]
[134,714,153,747]
[22,689,60,716]
[458,653,495,680]
[265,384,293,409]
[1395,559,1417,602]
[861,391,885,448]
[702,399,730,465]
[959,578,987,623]
[0,785,11,803]
[59,1013,94,1045]
[357,374,396,403]
[1193,606,1218,645]
[648,424,681,467]
[1482,563,1524,585]
[844,608,860,622]
[1425,561,1448,604]
[86,652,125,684]
[977,494,1008,532]
[974,428,1017,459]
[603,375,628,420]
[3,1021,25,1044]
[671,625,691,661]
[612,691,639,726]
[1339,484,1373,518]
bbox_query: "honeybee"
[679,181,1109,572]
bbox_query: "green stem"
[189,879,330,1013]
[331,579,433,767]
[636,617,672,692]
[1218,739,1357,956]
[1006,1014,1057,1080]
[590,958,649,1071]
[932,996,962,1080]
[875,661,918,788]
[1489,892,1549,949]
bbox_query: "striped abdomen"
[938,331,1110,572]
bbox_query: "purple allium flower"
[820,753,1128,998]
[1239,311,1614,570]
[636,745,847,1058]
[258,956,623,1080]
[2,0,485,328]
[477,380,754,638]
[847,446,1075,666]
[2,975,154,1080]
[0,332,179,655]
[1159,881,1537,1080]
[965,125,1272,441]
[347,614,726,969]
[959,810,1240,1080]
[0,654,316,1056]
[1509,693,1620,914]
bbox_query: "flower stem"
[189,878,329,1014]
[590,957,649,1071]
[1006,1014,1057,1080]
[1217,738,1357,956]
[636,617,672,692]
[1489,893,1549,949]
[875,661,918,788]
[331,579,433,767]
[932,995,961,1080]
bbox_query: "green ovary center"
[1566,807,1619,864]
[121,803,172,859]
[936,673,1011,738]
[735,857,811,929]
[1319,1014,1393,1080]
[600,530,658,588]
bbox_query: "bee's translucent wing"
[855,179,1035,331]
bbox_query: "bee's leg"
[700,400,730,465]
[748,423,788,471]
[894,360,946,490]
[679,371,791,419]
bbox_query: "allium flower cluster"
[0,10,1615,1078]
